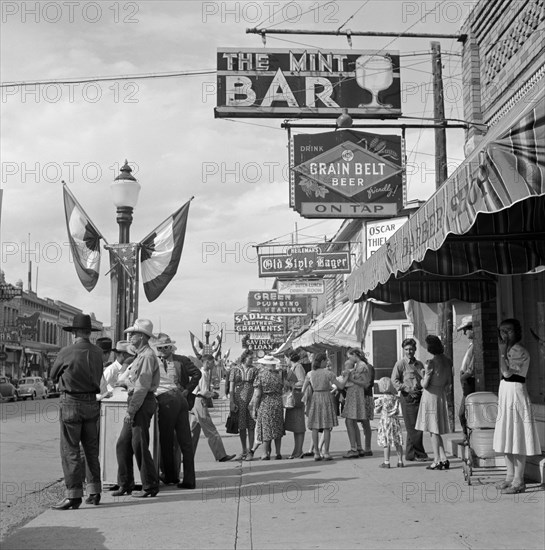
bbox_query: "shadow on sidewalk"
[3,526,106,550]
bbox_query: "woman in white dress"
[493,318,541,494]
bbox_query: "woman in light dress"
[493,318,541,494]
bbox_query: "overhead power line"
[0,69,216,89]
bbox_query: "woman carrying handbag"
[229,350,258,460]
[283,352,307,459]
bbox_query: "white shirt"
[102,360,126,392]
[460,344,474,377]
[193,368,211,396]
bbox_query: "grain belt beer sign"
[258,245,351,278]
[248,290,311,315]
[234,313,284,333]
[291,130,404,218]
[216,48,401,119]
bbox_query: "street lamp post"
[203,318,212,348]
[110,160,141,343]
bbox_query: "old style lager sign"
[258,245,351,278]
[216,48,401,119]
[234,313,284,333]
[291,130,404,218]
[248,290,310,316]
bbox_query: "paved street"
[2,399,544,549]
[0,398,63,504]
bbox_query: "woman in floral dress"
[302,352,338,461]
[251,355,285,460]
[229,350,258,459]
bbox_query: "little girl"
[374,377,404,468]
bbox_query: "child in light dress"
[374,377,404,468]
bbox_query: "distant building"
[0,271,109,379]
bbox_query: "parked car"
[17,377,48,400]
[45,379,60,398]
[0,376,18,401]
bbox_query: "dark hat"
[96,337,113,352]
[63,313,101,333]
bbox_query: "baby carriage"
[462,391,505,485]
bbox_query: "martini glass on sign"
[355,55,394,109]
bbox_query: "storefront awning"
[272,331,296,357]
[292,301,362,349]
[347,84,545,303]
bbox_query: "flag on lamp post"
[63,183,105,292]
[139,199,192,302]
[211,328,223,361]
[189,331,204,358]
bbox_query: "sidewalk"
[4,401,544,550]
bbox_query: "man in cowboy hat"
[154,333,201,489]
[457,315,476,441]
[191,354,235,462]
[50,313,104,510]
[96,337,113,366]
[113,319,160,498]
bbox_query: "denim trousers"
[116,392,159,491]
[399,395,427,460]
[59,393,101,498]
[157,389,195,485]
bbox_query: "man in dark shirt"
[50,313,104,510]
[154,333,201,489]
[391,338,429,462]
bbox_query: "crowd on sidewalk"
[48,314,541,510]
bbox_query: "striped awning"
[292,301,362,349]
[347,84,545,304]
[271,331,296,357]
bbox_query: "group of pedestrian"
[50,315,235,510]
[50,311,540,509]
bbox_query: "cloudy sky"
[1,0,475,356]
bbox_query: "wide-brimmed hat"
[124,318,154,338]
[257,355,280,365]
[96,337,113,352]
[114,340,136,355]
[63,313,101,333]
[155,333,177,351]
[457,316,473,331]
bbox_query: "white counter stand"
[99,387,160,486]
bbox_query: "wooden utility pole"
[432,41,455,431]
